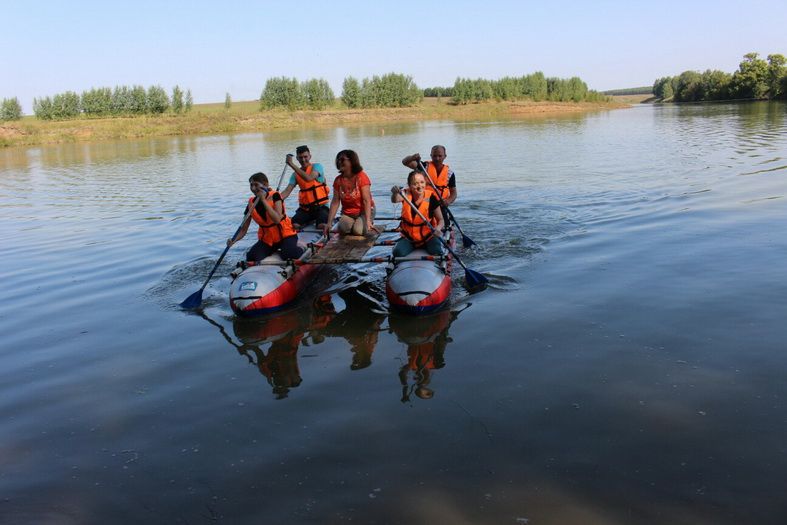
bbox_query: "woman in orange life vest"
[227,172,304,262]
[401,145,457,205]
[389,170,445,258]
[280,145,330,230]
[324,149,377,237]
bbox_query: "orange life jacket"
[249,194,297,246]
[296,165,330,208]
[426,162,451,201]
[400,196,434,246]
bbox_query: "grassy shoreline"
[1,98,630,148]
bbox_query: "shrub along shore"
[0,97,625,148]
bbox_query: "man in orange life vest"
[280,145,330,230]
[401,145,457,206]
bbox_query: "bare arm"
[286,156,320,182]
[360,184,375,231]
[279,182,296,200]
[323,192,340,236]
[445,186,457,206]
[261,196,284,224]
[228,211,253,246]
[432,205,445,233]
[401,153,421,170]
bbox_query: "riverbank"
[0,98,628,148]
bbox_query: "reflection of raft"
[385,228,454,315]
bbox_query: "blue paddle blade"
[464,268,488,291]
[461,234,476,248]
[180,289,204,309]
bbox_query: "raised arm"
[279,182,296,200]
[401,153,421,170]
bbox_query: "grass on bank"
[1,97,628,148]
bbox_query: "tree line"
[653,52,786,102]
[437,73,607,104]
[602,87,653,96]
[4,70,608,122]
[28,85,194,120]
[259,73,422,110]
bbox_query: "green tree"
[766,54,786,98]
[185,90,193,112]
[52,91,81,119]
[33,96,54,120]
[81,87,112,117]
[224,92,232,110]
[111,86,133,115]
[522,72,548,101]
[1,97,23,120]
[146,85,170,114]
[731,52,769,99]
[674,71,703,102]
[700,70,732,100]
[341,76,361,108]
[301,78,334,109]
[260,77,303,110]
[130,85,147,114]
[172,85,184,114]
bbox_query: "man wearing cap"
[281,145,331,230]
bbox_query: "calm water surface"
[1,102,786,524]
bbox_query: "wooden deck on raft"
[309,231,381,264]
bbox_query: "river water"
[1,102,786,524]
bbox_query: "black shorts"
[292,205,328,227]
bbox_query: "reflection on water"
[392,305,466,403]
[198,286,468,401]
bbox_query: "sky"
[3,0,787,113]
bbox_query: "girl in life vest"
[227,172,304,262]
[390,171,445,258]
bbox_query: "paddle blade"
[461,233,476,248]
[180,289,204,309]
[464,268,488,291]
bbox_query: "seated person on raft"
[280,145,330,230]
[390,170,445,258]
[228,172,304,263]
[324,149,377,237]
[401,145,457,206]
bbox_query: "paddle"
[276,154,293,191]
[417,159,475,248]
[397,189,487,290]
[180,194,262,309]
[181,156,293,309]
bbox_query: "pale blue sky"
[3,0,786,113]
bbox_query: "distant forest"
[424,73,608,104]
[654,52,786,102]
[602,87,653,96]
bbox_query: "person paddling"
[324,149,377,237]
[280,145,330,230]
[390,171,445,257]
[228,172,304,264]
[401,145,457,205]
